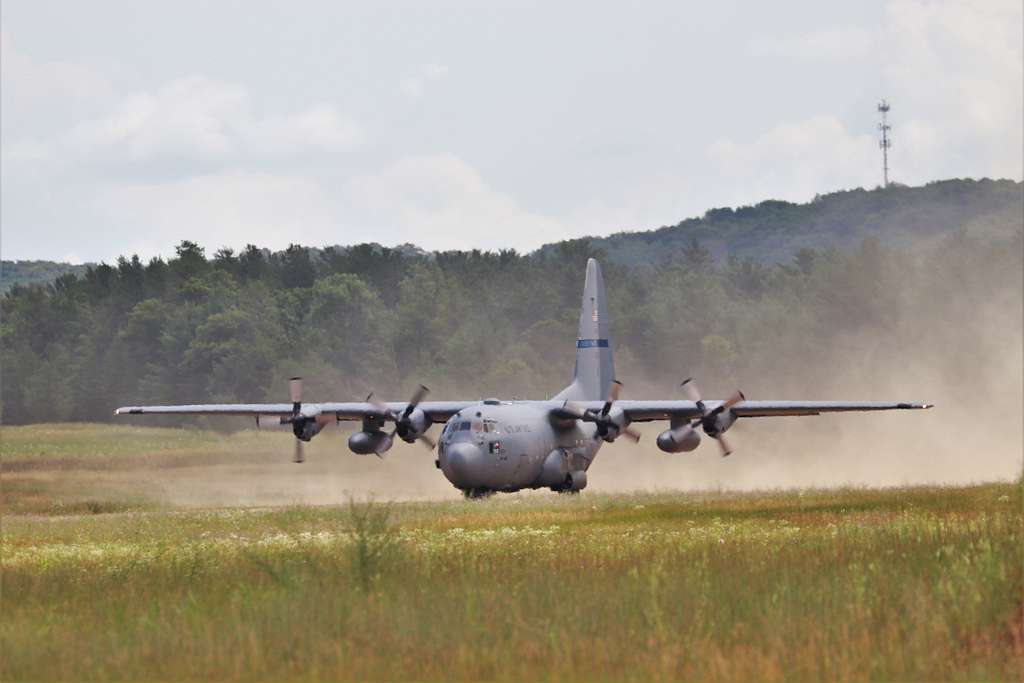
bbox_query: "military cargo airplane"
[116,259,932,497]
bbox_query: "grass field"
[2,424,1022,681]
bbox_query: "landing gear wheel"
[462,488,494,500]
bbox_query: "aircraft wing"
[115,399,933,422]
[114,401,475,422]
[567,400,933,422]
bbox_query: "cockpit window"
[459,421,471,431]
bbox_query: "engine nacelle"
[348,430,392,455]
[702,410,737,438]
[656,425,701,453]
[293,418,327,442]
[396,407,430,443]
[600,405,631,443]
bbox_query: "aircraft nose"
[445,442,484,486]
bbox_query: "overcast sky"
[2,1,1021,263]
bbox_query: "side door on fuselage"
[482,417,520,487]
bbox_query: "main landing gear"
[462,488,495,500]
[551,470,587,494]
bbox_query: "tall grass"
[345,498,400,592]
[2,483,1021,681]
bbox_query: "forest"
[0,261,90,293]
[1,180,1021,425]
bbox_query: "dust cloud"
[150,323,1021,506]
[592,250,1024,493]
[144,433,465,507]
[58,233,1024,506]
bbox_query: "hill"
[2,180,1019,287]
[548,178,1022,266]
[1,260,91,293]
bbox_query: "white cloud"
[749,27,877,61]
[707,116,878,203]
[738,0,1023,187]
[882,0,1023,181]
[2,51,366,260]
[246,104,362,155]
[398,63,449,98]
[0,30,114,124]
[65,155,571,259]
[345,154,571,252]
[2,2,1020,262]
[91,171,343,258]
[7,76,362,171]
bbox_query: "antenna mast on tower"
[877,99,892,188]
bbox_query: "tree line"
[2,228,1021,425]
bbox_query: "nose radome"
[445,442,484,486]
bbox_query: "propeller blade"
[716,433,733,457]
[293,438,305,463]
[621,426,642,443]
[406,384,430,413]
[561,401,588,419]
[374,431,395,459]
[681,377,702,403]
[418,432,436,449]
[606,380,622,404]
[722,390,746,410]
[599,380,623,417]
[367,393,390,416]
[289,377,303,405]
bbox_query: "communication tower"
[877,99,892,188]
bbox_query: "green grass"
[1,425,1022,681]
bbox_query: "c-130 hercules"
[117,259,932,497]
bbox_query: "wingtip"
[898,402,934,410]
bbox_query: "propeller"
[287,377,305,463]
[554,380,641,443]
[278,377,333,463]
[681,378,745,456]
[600,380,641,442]
[367,385,435,456]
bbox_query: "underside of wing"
[114,400,475,423]
[599,399,933,422]
[115,404,294,416]
[731,401,934,417]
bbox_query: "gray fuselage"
[437,400,603,493]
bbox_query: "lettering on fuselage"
[504,424,532,434]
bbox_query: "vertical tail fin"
[554,258,616,401]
